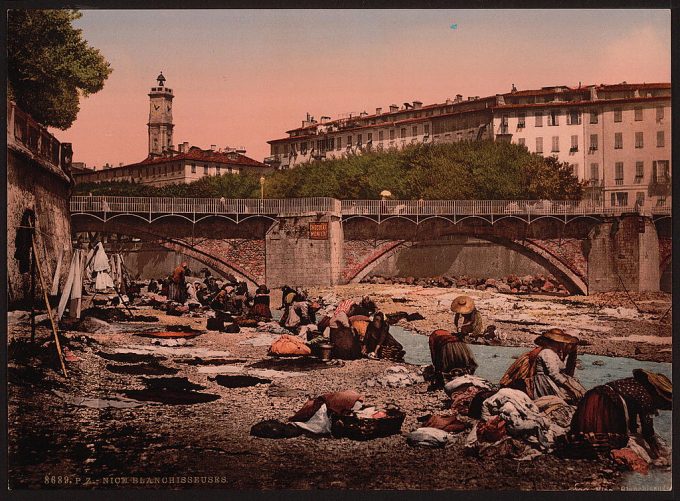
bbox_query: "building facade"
[74,74,270,186]
[267,82,671,208]
[7,101,74,308]
[73,145,272,187]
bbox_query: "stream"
[390,326,672,491]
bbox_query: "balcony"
[264,155,282,165]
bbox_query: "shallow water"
[390,326,672,491]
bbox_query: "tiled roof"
[136,147,266,168]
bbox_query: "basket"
[330,408,405,441]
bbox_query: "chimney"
[178,143,185,153]
[455,94,463,102]
[413,101,422,109]
[403,102,412,109]
[590,87,598,101]
[359,111,368,117]
[445,98,453,105]
[389,104,398,113]
[119,162,123,167]
[210,145,217,151]
[376,107,382,115]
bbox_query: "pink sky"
[55,9,671,167]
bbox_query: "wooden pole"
[30,239,36,342]
[31,238,68,378]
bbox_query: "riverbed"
[7,284,672,491]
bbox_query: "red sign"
[309,222,329,240]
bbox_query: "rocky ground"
[7,285,671,490]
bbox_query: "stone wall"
[265,215,343,287]
[7,148,73,308]
[587,216,659,293]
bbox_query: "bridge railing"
[70,196,341,216]
[70,196,668,217]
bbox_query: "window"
[590,112,598,124]
[424,124,430,135]
[412,125,418,137]
[191,163,196,173]
[635,162,644,183]
[535,112,543,127]
[656,196,667,207]
[379,130,384,142]
[656,131,665,148]
[389,129,395,140]
[204,164,208,174]
[567,110,581,125]
[634,108,643,121]
[518,113,525,128]
[611,192,628,207]
[614,108,622,122]
[347,135,352,147]
[614,132,623,149]
[570,135,578,152]
[518,138,526,147]
[400,128,406,139]
[216,166,221,175]
[656,106,664,121]
[336,137,341,150]
[615,162,624,185]
[590,163,599,181]
[548,110,559,126]
[589,134,598,151]
[357,134,362,146]
[652,160,670,182]
[636,192,645,207]
[536,137,543,154]
[551,136,559,152]
[635,132,643,149]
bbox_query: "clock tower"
[148,72,174,156]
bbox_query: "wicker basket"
[330,408,405,441]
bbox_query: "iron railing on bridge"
[70,196,671,217]
[70,196,341,216]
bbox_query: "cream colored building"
[267,82,671,208]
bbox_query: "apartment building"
[267,82,671,208]
[73,144,271,187]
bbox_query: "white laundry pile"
[56,249,85,320]
[481,388,554,450]
[444,375,494,396]
[291,404,332,435]
[406,427,453,448]
[365,366,425,388]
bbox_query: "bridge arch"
[345,232,588,295]
[71,215,262,286]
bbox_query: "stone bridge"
[70,196,671,294]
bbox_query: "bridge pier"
[265,213,344,288]
[586,215,660,294]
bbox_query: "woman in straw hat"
[531,328,585,402]
[568,369,671,458]
[501,328,582,400]
[451,295,484,339]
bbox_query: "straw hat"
[534,328,579,347]
[633,369,672,404]
[451,295,475,314]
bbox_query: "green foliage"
[7,9,112,129]
[75,141,584,200]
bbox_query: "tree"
[7,9,112,129]
[75,141,584,200]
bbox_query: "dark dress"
[251,293,272,319]
[569,377,659,451]
[330,326,362,360]
[363,323,405,362]
[429,329,477,377]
